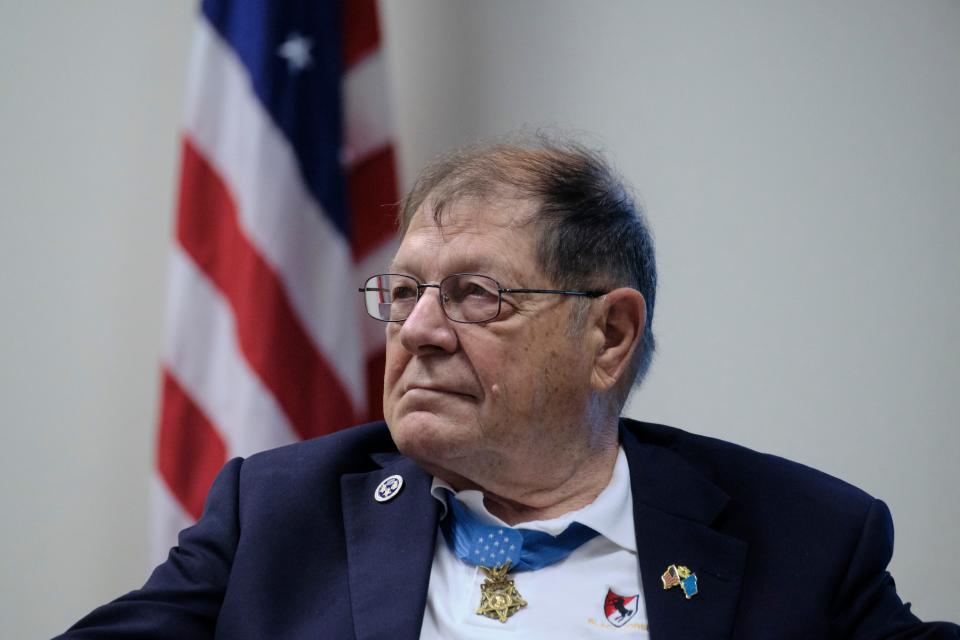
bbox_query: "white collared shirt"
[419,447,649,638]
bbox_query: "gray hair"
[398,134,657,403]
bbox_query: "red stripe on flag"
[156,369,228,520]
[365,350,386,422]
[342,0,381,69]
[175,138,357,440]
[348,145,399,261]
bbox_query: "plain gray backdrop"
[0,2,957,637]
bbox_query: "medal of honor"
[440,493,598,624]
[476,562,528,623]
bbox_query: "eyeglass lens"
[362,274,502,323]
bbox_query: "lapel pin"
[374,474,404,502]
[661,564,698,599]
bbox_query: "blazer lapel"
[622,424,748,640]
[341,455,440,640]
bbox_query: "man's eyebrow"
[386,257,501,279]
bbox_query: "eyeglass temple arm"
[501,288,606,298]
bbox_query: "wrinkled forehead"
[390,194,542,279]
[412,185,537,232]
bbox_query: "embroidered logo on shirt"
[603,588,639,627]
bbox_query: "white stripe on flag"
[183,19,368,409]
[163,245,299,458]
[343,49,394,167]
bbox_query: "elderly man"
[61,138,957,639]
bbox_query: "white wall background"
[1,1,957,637]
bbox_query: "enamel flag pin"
[374,474,403,502]
[661,564,698,599]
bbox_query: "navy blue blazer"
[59,419,958,639]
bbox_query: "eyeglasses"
[359,273,607,324]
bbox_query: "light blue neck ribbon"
[440,490,599,571]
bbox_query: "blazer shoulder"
[620,417,875,512]
[244,421,394,468]
[233,421,398,494]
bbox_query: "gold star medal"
[476,562,528,622]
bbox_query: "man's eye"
[453,280,497,302]
[392,286,416,300]
[464,283,492,298]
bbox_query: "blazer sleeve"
[831,498,959,639]
[54,457,245,639]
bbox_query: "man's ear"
[590,288,646,392]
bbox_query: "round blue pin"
[374,474,404,502]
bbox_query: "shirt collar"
[429,446,636,553]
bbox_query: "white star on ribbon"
[277,32,313,73]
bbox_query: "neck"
[436,434,620,526]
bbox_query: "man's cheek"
[382,349,406,392]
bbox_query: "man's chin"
[386,412,471,466]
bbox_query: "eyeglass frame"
[359,272,608,324]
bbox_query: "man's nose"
[397,287,458,355]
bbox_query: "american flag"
[661,565,680,589]
[152,0,398,560]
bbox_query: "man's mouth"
[404,384,475,399]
